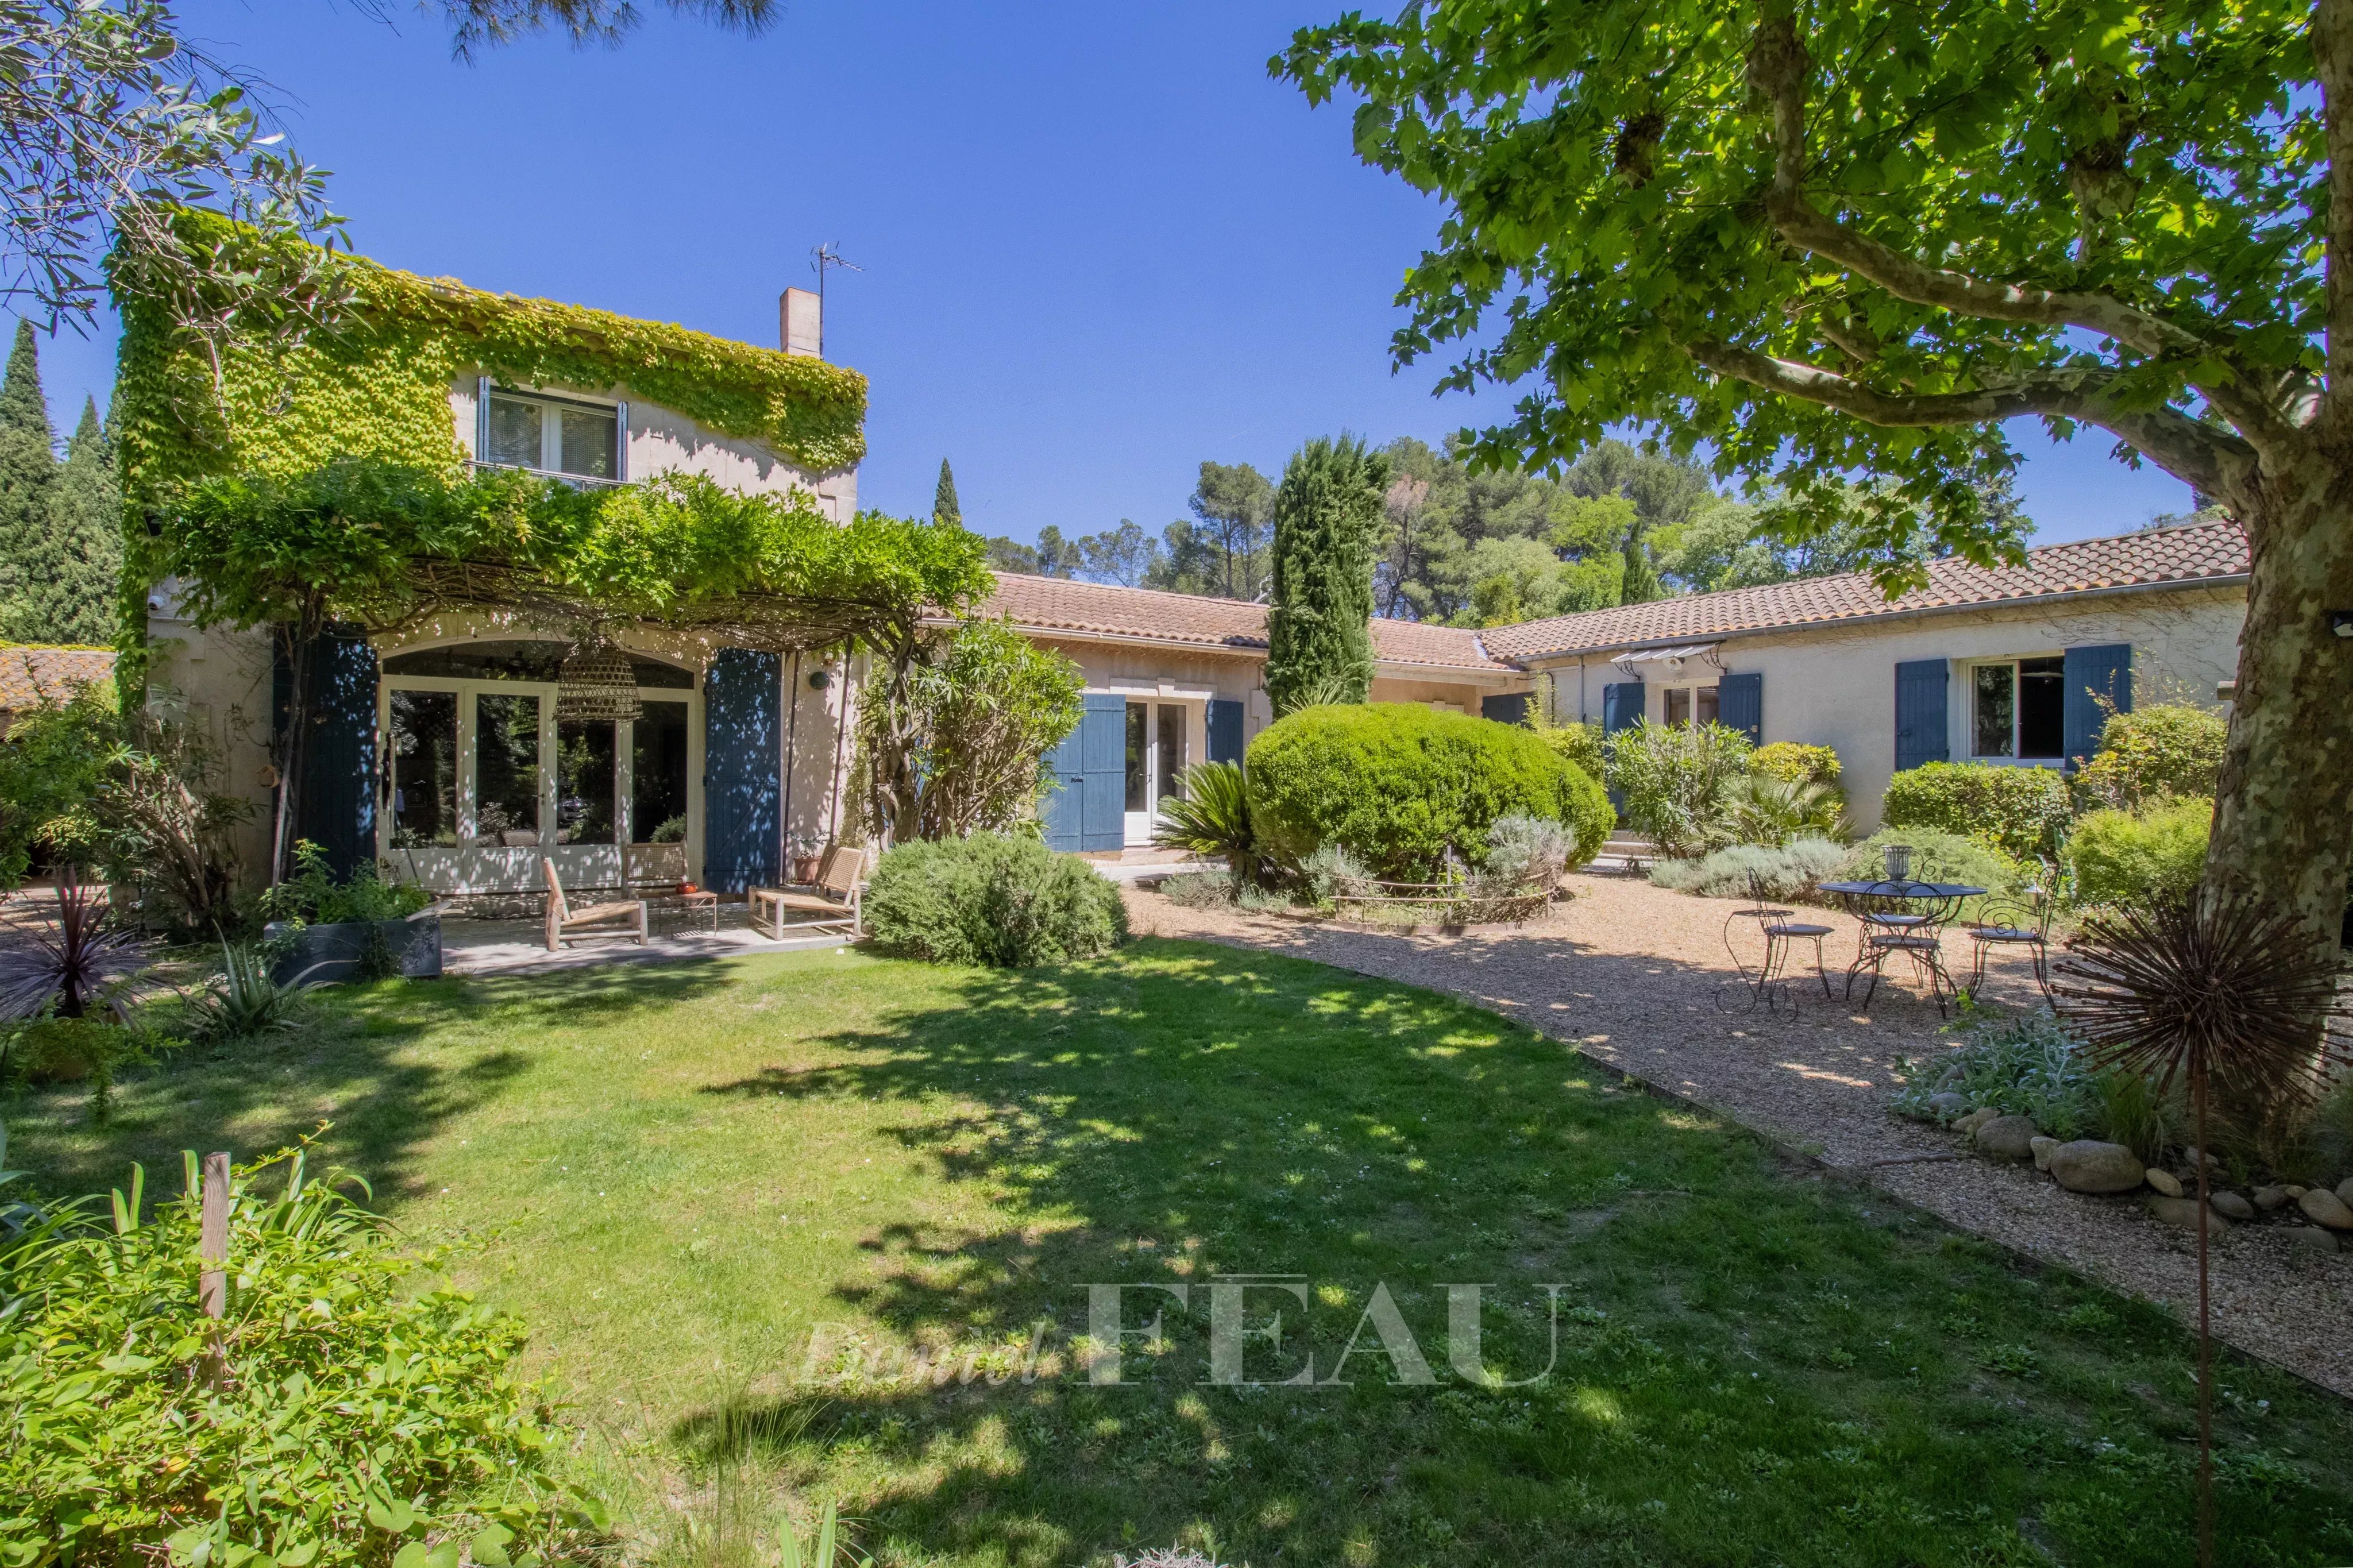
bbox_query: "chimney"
[780,287,821,357]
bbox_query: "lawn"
[12,939,2353,1567]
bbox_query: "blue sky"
[36,0,2193,547]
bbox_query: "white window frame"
[475,379,629,484]
[1962,654,2067,767]
[1658,680,1721,729]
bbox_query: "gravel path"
[1128,872,2353,1397]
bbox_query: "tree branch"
[2317,0,2353,437]
[1682,339,2256,500]
[1747,1,2301,456]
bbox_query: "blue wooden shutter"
[1481,692,1531,725]
[1206,697,1244,765]
[1718,671,1762,747]
[2062,643,2132,766]
[1601,681,1644,733]
[274,628,379,878]
[703,648,781,891]
[1040,720,1086,851]
[1893,658,1950,772]
[1078,693,1127,851]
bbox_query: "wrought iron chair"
[1718,869,1835,1015]
[1964,860,2057,998]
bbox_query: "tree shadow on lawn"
[677,939,2353,1568]
[5,957,739,1205]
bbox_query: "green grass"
[12,940,2353,1567]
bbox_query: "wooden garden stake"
[199,1150,229,1387]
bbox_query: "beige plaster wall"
[1531,583,2246,831]
[141,610,279,886]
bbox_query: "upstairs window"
[481,385,624,481]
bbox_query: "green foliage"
[2074,704,2228,813]
[16,398,125,646]
[1482,812,1576,887]
[0,322,57,640]
[259,841,433,928]
[1881,762,2072,860]
[1265,435,1388,712]
[863,833,1129,967]
[1749,742,1841,790]
[857,619,1083,841]
[0,684,117,886]
[1836,828,2021,902]
[1602,720,1753,859]
[2065,799,2213,910]
[0,1145,584,1568]
[1892,1006,2104,1140]
[186,943,311,1043]
[1714,773,1848,848]
[1649,837,1846,900]
[1151,761,1259,883]
[1529,718,1604,781]
[1245,702,1611,876]
[1272,5,2253,590]
[932,458,960,526]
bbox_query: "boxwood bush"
[865,832,1129,965]
[2065,798,2212,909]
[1880,760,2071,859]
[1244,704,1611,877]
[1749,741,1842,790]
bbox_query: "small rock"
[2210,1191,2256,1222]
[2254,1185,2290,1212]
[1935,1065,1964,1090]
[2030,1136,2060,1172]
[2145,1168,2184,1199]
[2336,1176,2353,1207]
[2146,1195,2232,1235]
[2296,1188,2353,1231]
[1974,1115,2042,1160]
[2285,1226,2340,1254]
[2050,1141,2146,1194]
[2286,1184,2310,1199]
[1925,1091,1969,1117]
[1953,1107,1997,1136]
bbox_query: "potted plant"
[259,841,442,984]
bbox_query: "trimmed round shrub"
[865,832,1129,966]
[2065,798,2212,908]
[1750,741,1842,789]
[1880,761,2070,860]
[2073,703,2227,812]
[1836,827,2022,898]
[1244,704,1611,877]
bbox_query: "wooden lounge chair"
[749,844,863,939]
[542,858,649,953]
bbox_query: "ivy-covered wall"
[113,244,869,506]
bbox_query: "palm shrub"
[865,833,1128,966]
[1715,773,1847,847]
[1880,760,2070,860]
[1245,702,1611,877]
[2065,798,2212,909]
[2073,703,2228,812]
[0,1145,589,1568]
[1602,720,1752,859]
[1152,761,1261,883]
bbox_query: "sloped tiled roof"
[977,573,1509,672]
[1479,520,2250,661]
[0,646,114,710]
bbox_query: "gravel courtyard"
[1127,870,2353,1397]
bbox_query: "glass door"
[1123,702,1189,847]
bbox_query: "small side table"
[666,888,720,936]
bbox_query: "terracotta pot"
[791,855,821,883]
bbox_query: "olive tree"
[1277,0,2352,957]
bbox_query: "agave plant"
[186,942,311,1044]
[0,870,145,1022]
[1152,762,1262,883]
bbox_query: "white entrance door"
[1123,701,1188,847]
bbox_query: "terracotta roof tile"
[977,574,1508,671]
[0,646,114,710]
[1479,520,2250,661]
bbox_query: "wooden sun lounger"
[542,858,650,953]
[749,844,863,939]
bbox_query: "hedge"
[2073,704,2227,812]
[1880,761,2071,860]
[864,833,1129,966]
[1245,703,1612,877]
[2065,798,2212,908]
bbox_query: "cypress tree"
[933,458,961,526]
[0,321,57,638]
[1619,515,1662,604]
[1265,434,1390,715]
[20,397,122,644]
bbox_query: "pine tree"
[0,321,58,638]
[933,458,961,526]
[1265,435,1389,715]
[20,397,122,644]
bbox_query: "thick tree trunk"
[2205,463,2353,958]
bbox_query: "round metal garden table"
[1816,879,1985,1014]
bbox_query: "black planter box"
[263,909,443,986]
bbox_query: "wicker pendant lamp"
[556,639,642,721]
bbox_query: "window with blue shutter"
[1718,671,1762,747]
[703,648,781,891]
[1893,659,1950,772]
[2062,643,2133,766]
[1206,697,1244,765]
[1601,681,1645,732]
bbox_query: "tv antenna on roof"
[810,242,861,358]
